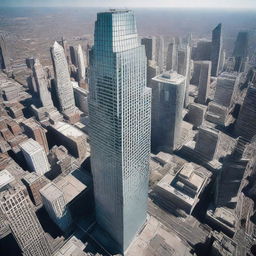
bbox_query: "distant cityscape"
[0,5,256,256]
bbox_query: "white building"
[20,138,50,175]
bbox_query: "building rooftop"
[54,236,86,256]
[53,122,85,139]
[20,138,43,154]
[40,183,63,201]
[0,170,14,189]
[54,174,86,204]
[23,172,41,184]
[153,71,185,85]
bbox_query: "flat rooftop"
[54,174,86,204]
[20,138,42,154]
[0,170,14,189]
[40,183,63,201]
[23,172,41,184]
[53,122,85,139]
[153,71,185,85]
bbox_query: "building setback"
[20,138,50,176]
[152,71,185,152]
[89,10,151,253]
[211,23,222,77]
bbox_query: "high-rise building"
[141,37,156,61]
[0,33,10,70]
[211,23,222,77]
[233,31,249,72]
[89,10,151,252]
[166,39,177,71]
[234,84,256,140]
[51,41,76,113]
[152,71,185,152]
[197,61,212,105]
[77,44,87,81]
[20,138,50,176]
[0,172,51,256]
[33,59,54,109]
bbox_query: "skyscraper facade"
[0,33,10,70]
[211,23,222,77]
[152,71,185,152]
[51,42,76,112]
[33,59,54,109]
[0,179,51,256]
[89,10,151,252]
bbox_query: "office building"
[166,39,177,71]
[22,172,50,206]
[48,121,87,163]
[51,41,76,113]
[233,31,249,72]
[77,44,87,81]
[211,23,222,77]
[0,174,51,256]
[40,183,72,232]
[152,71,185,152]
[234,84,256,140]
[21,118,49,154]
[0,33,10,70]
[141,37,156,61]
[197,61,212,104]
[20,138,50,175]
[88,10,151,252]
[33,59,54,109]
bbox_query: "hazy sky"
[1,0,256,9]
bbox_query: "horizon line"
[1,5,256,10]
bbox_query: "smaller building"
[54,236,87,256]
[48,122,87,163]
[20,138,50,175]
[40,182,72,232]
[155,162,211,214]
[22,172,50,206]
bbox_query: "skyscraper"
[141,37,156,61]
[0,33,10,70]
[89,10,151,253]
[233,31,249,72]
[211,23,222,77]
[51,41,76,113]
[33,59,54,109]
[77,44,87,81]
[152,71,185,152]
[166,39,177,71]
[0,173,51,256]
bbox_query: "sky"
[0,0,256,9]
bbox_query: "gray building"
[166,39,177,71]
[197,61,212,104]
[0,33,10,70]
[211,23,222,77]
[234,84,256,140]
[0,172,51,256]
[89,10,151,253]
[51,41,76,112]
[141,37,156,61]
[152,71,185,152]
[233,31,249,72]
[33,59,54,109]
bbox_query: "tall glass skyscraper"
[88,10,151,253]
